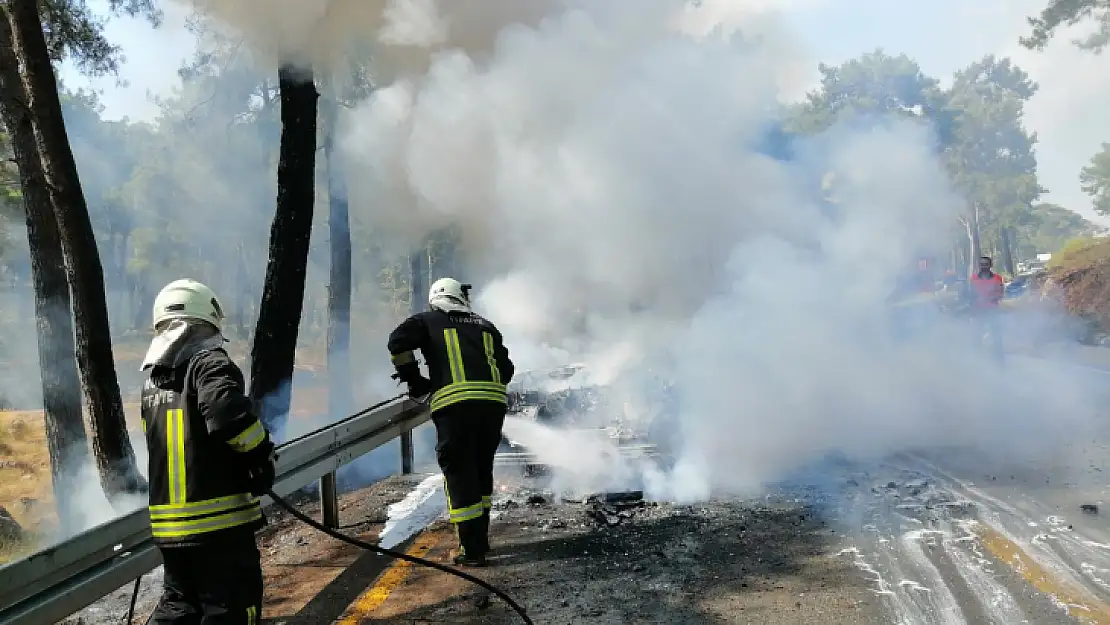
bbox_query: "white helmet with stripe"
[428,277,472,310]
[152,278,226,332]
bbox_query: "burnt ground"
[63,472,887,625]
[50,454,1110,625]
[359,455,1107,625]
[363,489,886,625]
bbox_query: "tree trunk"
[248,65,318,437]
[428,228,460,280]
[409,247,427,317]
[5,0,145,499]
[118,229,130,330]
[131,271,154,331]
[323,95,353,419]
[233,241,249,339]
[967,202,982,277]
[0,16,89,533]
[1000,225,1016,276]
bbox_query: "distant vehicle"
[1005,271,1043,298]
[1005,275,1030,297]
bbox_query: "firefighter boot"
[477,510,491,555]
[451,518,487,567]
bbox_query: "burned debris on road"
[369,481,886,625]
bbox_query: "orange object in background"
[969,272,1004,308]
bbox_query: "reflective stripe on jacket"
[388,309,515,413]
[142,349,267,545]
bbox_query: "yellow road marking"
[334,532,443,624]
[974,522,1110,624]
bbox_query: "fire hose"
[124,394,534,625]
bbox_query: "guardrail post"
[320,471,339,529]
[405,245,426,478]
[400,431,414,474]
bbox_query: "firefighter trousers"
[150,537,263,625]
[432,400,506,557]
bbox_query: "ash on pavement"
[367,489,885,624]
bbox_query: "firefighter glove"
[407,376,433,399]
[392,361,422,384]
[245,441,276,497]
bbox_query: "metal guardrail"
[0,397,430,625]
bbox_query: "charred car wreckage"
[496,364,663,475]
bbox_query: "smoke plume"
[342,0,1104,500]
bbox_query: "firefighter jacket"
[141,348,270,546]
[388,309,515,413]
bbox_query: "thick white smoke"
[182,0,1104,501]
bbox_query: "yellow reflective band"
[227,420,266,453]
[481,495,492,510]
[431,391,507,412]
[150,502,262,539]
[429,381,507,412]
[140,418,146,433]
[482,332,501,384]
[247,606,258,625]
[432,381,506,397]
[391,350,416,365]
[166,409,187,505]
[149,493,258,520]
[448,502,484,523]
[442,478,482,523]
[443,328,466,383]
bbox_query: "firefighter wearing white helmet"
[387,277,515,567]
[151,278,226,331]
[141,278,273,625]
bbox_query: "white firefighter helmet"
[152,278,225,332]
[428,277,471,306]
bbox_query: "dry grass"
[0,404,148,564]
[0,410,53,563]
[1046,238,1110,335]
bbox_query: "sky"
[58,0,1110,225]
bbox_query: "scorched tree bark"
[6,0,145,498]
[0,13,89,532]
[249,65,318,436]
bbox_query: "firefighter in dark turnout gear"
[141,279,276,624]
[388,277,514,567]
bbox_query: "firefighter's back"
[416,309,514,413]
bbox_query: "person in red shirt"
[969,256,1004,308]
[968,256,1005,362]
